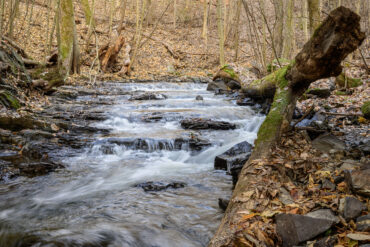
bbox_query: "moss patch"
[0,90,21,109]
[254,65,291,147]
[362,101,370,120]
[30,66,65,89]
[267,58,291,73]
[335,73,362,88]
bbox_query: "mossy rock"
[306,88,331,98]
[267,58,291,73]
[362,101,370,120]
[0,90,21,109]
[335,73,362,88]
[30,66,64,90]
[213,65,241,83]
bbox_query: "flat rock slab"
[276,213,336,247]
[135,181,186,192]
[312,134,346,153]
[180,118,236,130]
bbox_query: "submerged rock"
[276,213,337,247]
[96,136,211,153]
[135,181,186,192]
[218,198,229,211]
[141,112,164,122]
[180,118,236,130]
[129,93,167,101]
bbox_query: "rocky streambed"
[0,81,265,246]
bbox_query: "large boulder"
[180,118,236,130]
[211,65,242,90]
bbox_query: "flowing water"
[0,82,264,247]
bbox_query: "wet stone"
[206,80,228,92]
[141,112,164,122]
[18,162,63,177]
[214,141,252,173]
[180,118,236,130]
[129,93,167,101]
[218,198,229,211]
[135,182,186,192]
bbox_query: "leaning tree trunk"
[209,6,365,247]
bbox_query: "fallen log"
[209,7,365,247]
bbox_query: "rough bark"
[307,0,320,36]
[273,0,284,57]
[57,0,80,77]
[209,7,365,247]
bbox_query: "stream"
[0,82,264,247]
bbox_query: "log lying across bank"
[209,7,365,247]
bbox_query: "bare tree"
[57,0,80,76]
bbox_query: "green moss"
[312,23,322,38]
[335,73,362,88]
[267,58,291,73]
[254,65,291,146]
[362,101,370,120]
[0,91,21,109]
[335,91,347,96]
[220,65,237,79]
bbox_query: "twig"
[293,105,314,127]
[321,112,362,117]
[359,48,370,73]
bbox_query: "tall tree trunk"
[80,0,95,27]
[217,0,225,66]
[281,0,294,59]
[301,0,308,42]
[202,0,210,45]
[273,0,284,57]
[118,0,127,32]
[308,0,320,36]
[0,0,4,39]
[209,7,365,247]
[233,0,241,61]
[58,0,80,77]
[173,0,177,28]
[8,0,20,39]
